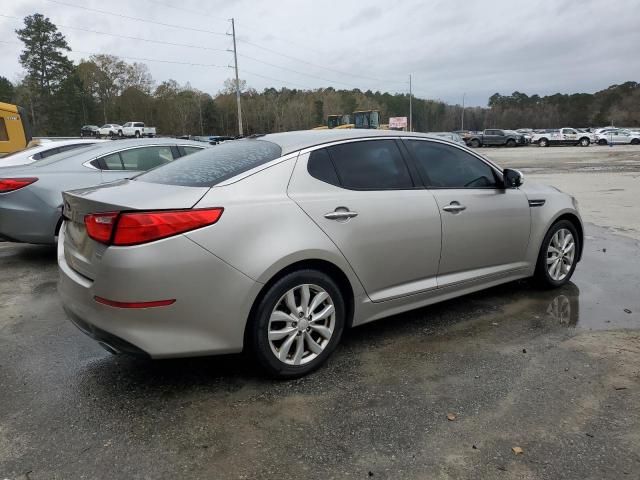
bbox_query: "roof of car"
[258,129,440,155]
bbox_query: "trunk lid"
[61,179,209,279]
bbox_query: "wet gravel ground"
[1,223,639,480]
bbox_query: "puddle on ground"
[462,225,640,331]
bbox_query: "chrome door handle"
[324,210,358,220]
[442,202,466,213]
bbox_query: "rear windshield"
[135,139,282,187]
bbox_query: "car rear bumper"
[58,225,261,358]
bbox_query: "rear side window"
[405,140,498,188]
[135,139,282,187]
[120,146,174,171]
[101,152,124,170]
[307,148,340,186]
[326,139,413,190]
[182,146,205,156]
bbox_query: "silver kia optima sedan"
[58,130,583,377]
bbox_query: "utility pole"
[461,92,466,131]
[230,18,243,137]
[409,74,413,132]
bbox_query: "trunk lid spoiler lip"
[62,179,212,223]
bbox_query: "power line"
[142,0,327,56]
[144,0,230,23]
[0,40,227,67]
[238,53,364,90]
[67,49,228,67]
[43,0,227,36]
[238,38,407,87]
[0,14,230,52]
[241,69,316,90]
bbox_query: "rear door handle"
[324,209,358,220]
[442,202,466,213]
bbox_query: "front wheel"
[247,270,345,378]
[470,139,481,148]
[598,139,607,145]
[506,139,516,147]
[579,137,590,147]
[534,220,579,288]
[538,138,549,147]
[631,138,640,145]
[135,131,141,138]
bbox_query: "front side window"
[136,139,282,187]
[326,139,413,190]
[119,146,174,171]
[405,140,498,189]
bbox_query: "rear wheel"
[534,220,579,288]
[470,139,481,148]
[598,139,607,145]
[506,139,516,147]
[631,138,640,145]
[135,130,141,138]
[248,270,345,378]
[579,137,590,147]
[538,138,549,147]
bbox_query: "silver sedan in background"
[58,130,583,378]
[0,138,208,244]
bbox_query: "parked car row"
[1,130,584,377]
[80,122,157,138]
[458,126,640,147]
[0,138,208,244]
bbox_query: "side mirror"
[503,168,524,188]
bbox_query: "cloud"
[1,0,638,106]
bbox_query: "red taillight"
[94,296,176,308]
[0,177,38,193]
[85,212,119,244]
[84,208,223,246]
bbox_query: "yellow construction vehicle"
[0,102,31,156]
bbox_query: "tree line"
[1,14,638,137]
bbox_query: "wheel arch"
[243,258,357,349]
[550,212,584,262]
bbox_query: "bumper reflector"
[94,296,176,309]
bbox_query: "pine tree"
[16,14,73,132]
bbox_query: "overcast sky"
[1,0,639,106]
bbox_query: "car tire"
[80,132,84,137]
[598,139,607,145]
[470,139,481,148]
[506,139,516,147]
[538,138,549,147]
[534,220,579,289]
[247,269,346,378]
[118,130,123,137]
[135,131,141,138]
[579,137,590,147]
[631,138,640,145]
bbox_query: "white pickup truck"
[531,128,594,147]
[120,122,156,138]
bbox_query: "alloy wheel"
[268,284,335,366]
[546,228,575,281]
